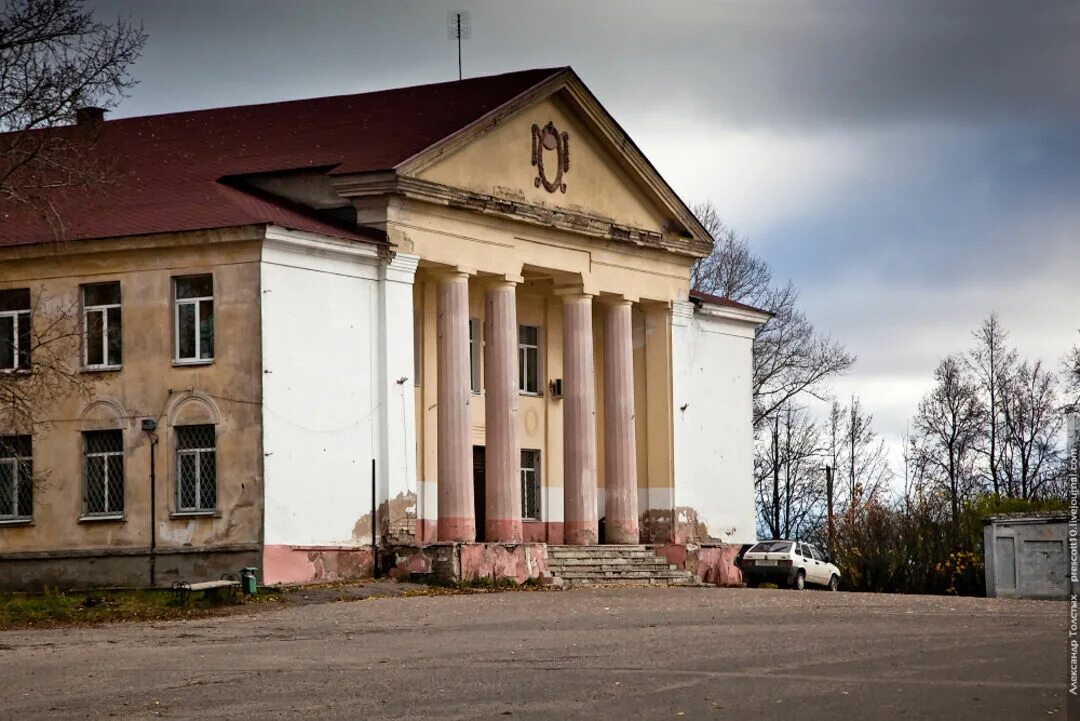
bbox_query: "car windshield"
[748,541,792,554]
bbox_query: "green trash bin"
[240,567,258,595]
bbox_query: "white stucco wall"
[260,227,416,547]
[671,299,762,545]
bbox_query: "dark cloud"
[87,0,1079,461]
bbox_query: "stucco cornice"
[332,174,703,259]
[263,225,382,266]
[695,302,772,328]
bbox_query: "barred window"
[174,275,214,362]
[0,288,31,372]
[83,282,122,368]
[521,449,541,520]
[0,435,32,520]
[84,430,124,516]
[176,425,216,512]
[518,325,541,394]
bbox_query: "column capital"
[478,273,523,289]
[597,294,635,307]
[554,287,596,302]
[431,266,476,282]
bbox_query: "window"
[84,430,124,516]
[174,275,214,362]
[0,435,32,521]
[808,546,823,562]
[469,317,482,393]
[176,425,216,512]
[747,541,792,554]
[518,325,541,394]
[83,282,122,368]
[0,289,31,372]
[521,449,541,520]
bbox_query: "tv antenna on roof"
[448,11,471,80]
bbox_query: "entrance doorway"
[472,445,486,541]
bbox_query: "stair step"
[557,570,694,580]
[548,561,673,569]
[547,550,657,559]
[564,577,700,588]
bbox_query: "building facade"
[0,68,766,589]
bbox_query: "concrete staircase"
[544,545,700,588]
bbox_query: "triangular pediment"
[398,71,710,256]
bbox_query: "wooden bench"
[171,577,240,604]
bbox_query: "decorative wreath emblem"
[531,121,570,193]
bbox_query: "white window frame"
[175,426,216,513]
[82,283,122,370]
[0,299,30,373]
[520,449,541,520]
[469,317,482,393]
[518,325,542,395]
[0,436,32,521]
[174,276,214,364]
[83,430,124,517]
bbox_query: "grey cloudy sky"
[95,0,1080,469]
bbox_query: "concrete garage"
[0,588,1065,720]
[984,512,1070,600]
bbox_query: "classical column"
[483,280,523,542]
[603,299,639,544]
[562,293,599,545]
[436,271,475,542]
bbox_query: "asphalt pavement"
[0,585,1065,720]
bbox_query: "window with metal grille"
[83,282,122,368]
[174,275,214,362]
[518,325,541,394]
[469,317,482,393]
[0,435,32,521]
[176,425,216,512]
[521,449,541,520]
[84,430,124,516]
[0,289,31,372]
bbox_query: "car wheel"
[792,571,805,591]
[828,575,839,592]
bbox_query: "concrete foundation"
[0,545,261,592]
[653,543,744,587]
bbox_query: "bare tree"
[0,287,93,431]
[691,201,855,423]
[998,360,1062,499]
[967,314,1016,497]
[1,0,146,223]
[827,395,891,520]
[1065,332,1080,407]
[755,403,827,540]
[913,356,985,542]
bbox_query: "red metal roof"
[689,289,772,316]
[0,68,565,248]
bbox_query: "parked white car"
[739,540,841,591]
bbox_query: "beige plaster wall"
[0,232,264,557]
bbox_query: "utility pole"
[772,414,780,538]
[448,11,471,80]
[825,464,834,553]
[784,406,792,539]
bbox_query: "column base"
[484,519,524,543]
[438,517,477,543]
[564,521,599,546]
[604,520,640,545]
